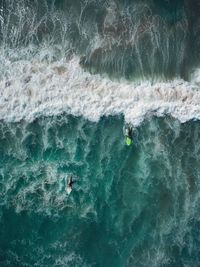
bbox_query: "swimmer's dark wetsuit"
[127,127,133,138]
[68,176,75,188]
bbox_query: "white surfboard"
[67,186,72,195]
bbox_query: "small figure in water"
[67,175,75,194]
[126,126,133,139]
[124,124,134,146]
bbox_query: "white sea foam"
[0,55,200,126]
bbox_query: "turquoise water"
[0,115,200,266]
[1,0,200,266]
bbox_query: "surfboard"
[67,186,72,195]
[126,136,132,146]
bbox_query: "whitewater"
[1,50,200,126]
[1,0,200,266]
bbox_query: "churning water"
[1,0,200,266]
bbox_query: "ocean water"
[1,115,200,267]
[1,0,200,266]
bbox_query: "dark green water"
[1,0,200,80]
[0,115,200,266]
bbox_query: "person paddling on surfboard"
[67,175,75,194]
[124,124,134,146]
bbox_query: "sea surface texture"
[0,0,200,266]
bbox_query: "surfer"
[124,124,134,146]
[126,126,133,138]
[67,175,75,194]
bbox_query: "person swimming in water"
[67,175,76,194]
[124,124,134,146]
[126,126,133,139]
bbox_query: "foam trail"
[0,53,200,126]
